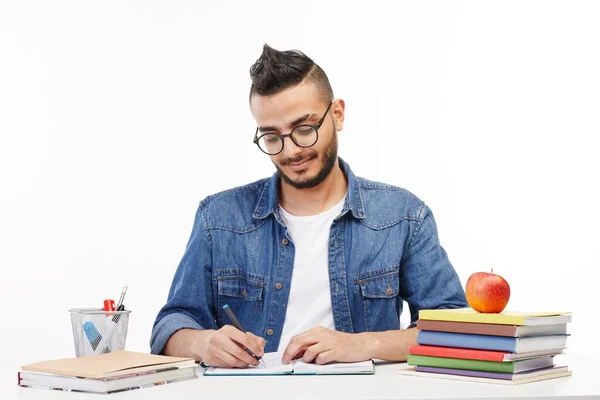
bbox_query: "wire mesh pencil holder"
[69,308,131,357]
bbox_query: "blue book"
[417,330,568,353]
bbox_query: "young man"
[150,45,467,368]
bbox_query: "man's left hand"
[281,327,374,365]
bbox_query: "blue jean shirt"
[150,158,468,355]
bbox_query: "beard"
[274,130,338,190]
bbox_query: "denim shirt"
[150,158,467,355]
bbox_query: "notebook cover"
[21,350,195,379]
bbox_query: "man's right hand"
[197,325,266,368]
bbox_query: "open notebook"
[204,352,374,376]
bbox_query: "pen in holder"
[69,308,131,357]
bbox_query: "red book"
[408,345,564,362]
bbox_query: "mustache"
[281,153,317,166]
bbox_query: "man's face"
[250,82,343,189]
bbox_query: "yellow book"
[418,308,572,326]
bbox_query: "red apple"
[465,269,510,313]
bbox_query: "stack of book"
[18,350,197,394]
[399,308,572,385]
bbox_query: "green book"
[407,354,554,373]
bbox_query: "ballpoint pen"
[112,284,128,323]
[222,304,267,368]
[100,284,128,353]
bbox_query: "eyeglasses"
[253,102,333,155]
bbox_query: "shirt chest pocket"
[355,266,401,331]
[217,277,264,300]
[215,271,266,330]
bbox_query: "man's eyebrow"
[258,113,315,132]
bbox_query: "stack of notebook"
[18,350,197,394]
[399,308,572,385]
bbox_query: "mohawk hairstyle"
[249,44,333,104]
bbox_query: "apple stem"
[491,268,493,274]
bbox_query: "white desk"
[7,353,600,399]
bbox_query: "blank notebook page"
[206,352,374,375]
[207,352,293,375]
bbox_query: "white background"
[1,0,599,388]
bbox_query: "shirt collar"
[252,157,365,222]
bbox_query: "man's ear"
[332,99,345,132]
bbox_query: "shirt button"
[275,282,283,290]
[281,238,289,245]
[386,287,393,295]
[266,329,274,336]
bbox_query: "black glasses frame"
[253,102,333,155]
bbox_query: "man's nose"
[281,135,303,159]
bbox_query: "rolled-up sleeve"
[399,205,468,328]
[150,201,217,355]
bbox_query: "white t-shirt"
[277,195,346,353]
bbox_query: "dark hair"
[249,44,334,104]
